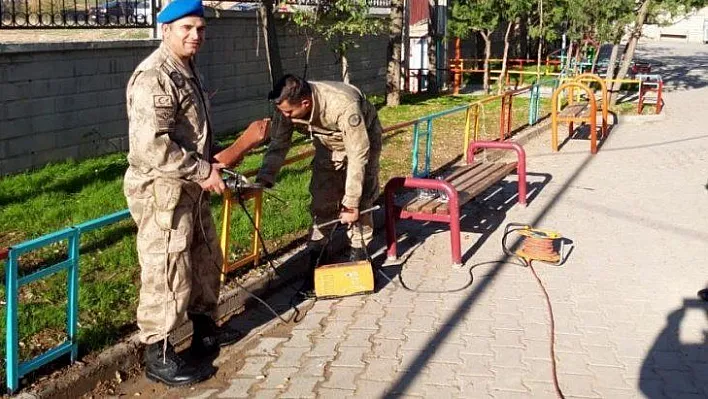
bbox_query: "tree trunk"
[387,0,404,106]
[590,44,601,73]
[611,0,651,105]
[535,0,543,80]
[605,43,620,81]
[427,0,439,94]
[342,53,350,84]
[258,1,283,89]
[481,31,492,93]
[498,21,514,94]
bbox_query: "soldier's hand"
[339,207,360,225]
[200,163,227,195]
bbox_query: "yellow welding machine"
[314,260,374,299]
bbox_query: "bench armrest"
[466,141,527,206]
[384,177,460,213]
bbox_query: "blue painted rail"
[3,209,131,394]
[411,104,471,178]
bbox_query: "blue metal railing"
[411,104,470,178]
[529,84,541,126]
[3,209,130,394]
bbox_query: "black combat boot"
[189,313,243,354]
[299,248,325,298]
[144,340,215,387]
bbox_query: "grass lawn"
[0,92,551,378]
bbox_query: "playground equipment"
[637,74,664,114]
[573,73,609,137]
[385,140,527,266]
[551,81,600,154]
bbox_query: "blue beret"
[157,0,204,24]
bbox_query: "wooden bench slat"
[445,162,497,187]
[442,162,487,184]
[455,163,518,203]
[404,196,438,212]
[558,104,588,118]
[402,161,519,216]
[453,162,516,194]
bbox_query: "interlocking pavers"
[112,42,708,399]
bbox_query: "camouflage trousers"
[126,181,222,345]
[309,146,381,251]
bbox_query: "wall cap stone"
[0,39,160,55]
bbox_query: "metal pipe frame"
[3,209,130,394]
[219,188,263,282]
[551,81,599,154]
[574,73,609,138]
[466,140,527,207]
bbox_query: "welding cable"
[524,258,565,399]
[231,183,311,321]
[501,226,566,399]
[197,189,299,324]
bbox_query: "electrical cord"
[231,181,311,322]
[197,188,299,325]
[501,227,566,399]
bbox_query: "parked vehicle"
[89,1,151,25]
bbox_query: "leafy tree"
[288,0,385,83]
[528,0,566,79]
[610,0,704,104]
[449,0,501,92]
[497,0,534,93]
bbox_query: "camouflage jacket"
[123,44,214,200]
[257,81,381,209]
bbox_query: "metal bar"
[463,106,472,156]
[17,258,73,286]
[6,249,19,393]
[226,254,258,272]
[220,190,233,283]
[312,205,381,229]
[10,228,74,255]
[424,119,433,177]
[75,209,131,233]
[411,121,420,177]
[466,140,527,206]
[18,341,73,376]
[252,191,262,268]
[67,231,80,361]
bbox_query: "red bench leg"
[385,178,401,262]
[448,191,462,266]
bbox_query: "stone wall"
[0,10,388,175]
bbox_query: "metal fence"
[0,0,156,28]
[0,0,390,29]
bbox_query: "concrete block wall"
[0,10,388,175]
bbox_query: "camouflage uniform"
[124,44,222,345]
[257,81,383,250]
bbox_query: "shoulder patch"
[153,95,173,108]
[348,114,362,128]
[169,71,185,88]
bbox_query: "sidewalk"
[111,42,708,399]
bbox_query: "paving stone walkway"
[114,41,708,399]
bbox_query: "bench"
[384,141,527,267]
[551,81,599,154]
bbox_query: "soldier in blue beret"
[124,0,243,387]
